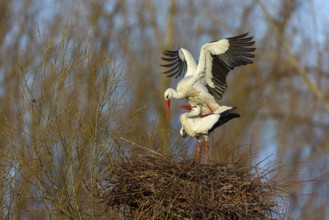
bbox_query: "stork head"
[164,88,175,118]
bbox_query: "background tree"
[0,0,328,219]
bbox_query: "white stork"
[179,105,240,164]
[161,33,255,118]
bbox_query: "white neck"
[167,88,184,99]
[183,107,201,119]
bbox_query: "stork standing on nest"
[161,33,255,118]
[179,105,240,164]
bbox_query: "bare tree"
[1,0,329,219]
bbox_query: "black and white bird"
[161,33,255,118]
[179,105,240,164]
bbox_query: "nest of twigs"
[98,154,281,219]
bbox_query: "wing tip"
[227,32,255,42]
[160,48,186,78]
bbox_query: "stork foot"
[198,104,215,118]
[199,113,213,118]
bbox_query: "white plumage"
[161,33,255,117]
[179,105,240,164]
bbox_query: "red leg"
[205,140,209,165]
[206,104,214,113]
[195,141,201,162]
[199,104,215,118]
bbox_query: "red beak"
[179,105,193,110]
[166,99,171,118]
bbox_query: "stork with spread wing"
[161,33,255,117]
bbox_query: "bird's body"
[180,105,239,139]
[176,76,220,114]
[180,111,219,137]
[180,105,240,164]
[162,33,255,117]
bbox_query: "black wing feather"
[161,56,179,62]
[208,33,256,100]
[160,49,187,78]
[208,111,240,133]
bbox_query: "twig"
[119,136,164,157]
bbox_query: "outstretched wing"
[160,49,187,78]
[198,33,256,100]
